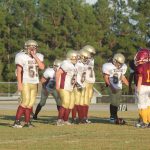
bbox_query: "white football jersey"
[75,61,87,88]
[43,67,56,92]
[85,59,95,83]
[15,51,44,84]
[102,62,127,89]
[60,60,77,91]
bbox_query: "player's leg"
[63,90,75,125]
[12,83,30,128]
[57,89,70,126]
[78,88,86,123]
[136,85,149,128]
[52,89,61,111]
[33,88,48,119]
[108,88,123,124]
[24,84,37,127]
[72,87,81,123]
[84,83,93,123]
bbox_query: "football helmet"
[113,53,125,69]
[24,40,38,49]
[66,50,78,64]
[134,48,150,66]
[82,45,96,55]
[79,49,91,63]
[53,59,62,71]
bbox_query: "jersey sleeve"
[102,63,110,75]
[122,64,127,75]
[136,65,143,74]
[36,53,44,62]
[60,60,69,72]
[15,52,24,67]
[43,68,55,79]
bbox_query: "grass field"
[0,109,150,150]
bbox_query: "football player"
[12,40,45,128]
[33,59,62,120]
[56,50,78,126]
[81,45,96,123]
[71,50,91,124]
[134,48,150,128]
[102,53,129,125]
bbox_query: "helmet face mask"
[66,50,78,64]
[113,53,125,69]
[53,59,62,71]
[24,40,38,55]
[79,50,90,63]
[134,48,150,66]
[113,60,123,69]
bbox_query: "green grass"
[0,110,150,150]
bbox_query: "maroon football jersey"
[136,62,150,85]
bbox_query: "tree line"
[0,0,150,82]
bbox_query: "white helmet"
[79,49,91,63]
[113,53,125,68]
[24,40,38,49]
[82,45,96,55]
[53,59,62,67]
[66,50,78,64]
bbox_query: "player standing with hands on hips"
[12,40,45,128]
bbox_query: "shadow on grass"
[0,122,12,127]
[0,114,137,127]
[32,115,58,125]
[0,115,15,121]
[88,116,137,126]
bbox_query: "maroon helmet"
[134,48,150,66]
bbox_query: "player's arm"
[16,64,23,91]
[55,68,63,90]
[30,51,45,70]
[121,75,129,86]
[40,76,47,88]
[103,73,116,93]
[137,74,142,93]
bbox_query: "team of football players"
[12,39,150,128]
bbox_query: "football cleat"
[71,118,78,124]
[12,120,23,128]
[110,117,126,125]
[64,121,72,125]
[135,122,148,128]
[56,119,64,126]
[33,115,38,120]
[115,118,126,125]
[84,119,91,124]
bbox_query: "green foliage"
[0,0,149,82]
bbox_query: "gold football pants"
[74,87,82,105]
[20,83,38,108]
[84,83,94,105]
[59,89,75,109]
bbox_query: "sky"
[86,0,97,5]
